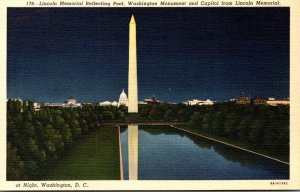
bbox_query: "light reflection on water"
[127,125,138,180]
[120,125,289,180]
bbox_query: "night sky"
[7,8,289,103]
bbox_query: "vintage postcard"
[0,0,300,190]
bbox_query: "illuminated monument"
[128,15,138,113]
[127,15,139,180]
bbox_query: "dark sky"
[7,8,289,103]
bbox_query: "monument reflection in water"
[128,125,138,180]
[121,125,289,180]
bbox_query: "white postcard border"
[0,0,299,190]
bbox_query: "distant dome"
[118,89,128,106]
[66,97,77,104]
[120,89,127,100]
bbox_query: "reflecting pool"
[120,125,289,180]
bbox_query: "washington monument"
[128,15,138,113]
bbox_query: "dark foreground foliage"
[7,100,289,180]
[188,102,289,161]
[7,100,126,180]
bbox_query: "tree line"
[7,100,289,180]
[137,102,289,160]
[189,102,289,161]
[7,100,126,180]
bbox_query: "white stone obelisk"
[128,15,138,113]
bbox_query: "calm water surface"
[120,125,289,180]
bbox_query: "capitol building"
[118,89,128,106]
[99,89,128,107]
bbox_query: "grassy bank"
[45,126,120,180]
[175,124,289,163]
